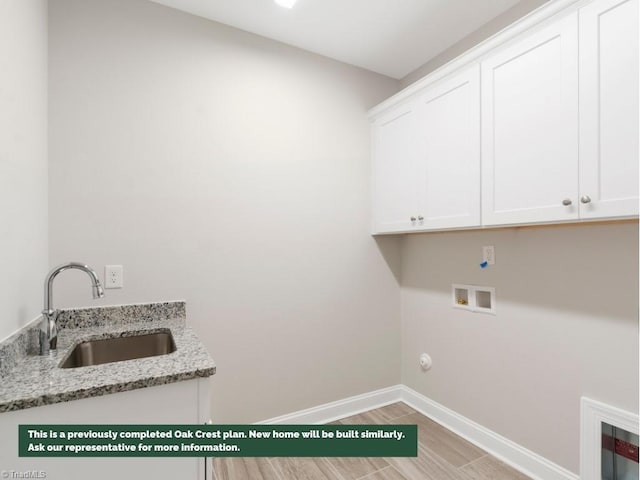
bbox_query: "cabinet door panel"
[579,0,639,219]
[0,381,203,480]
[481,14,579,225]
[417,65,481,230]
[372,102,420,233]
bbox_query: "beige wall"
[44,0,639,474]
[48,0,401,422]
[400,0,550,88]
[398,1,639,472]
[401,222,639,473]
[0,0,48,341]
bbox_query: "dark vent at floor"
[603,422,639,480]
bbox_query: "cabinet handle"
[410,216,417,222]
[562,199,572,206]
[417,216,424,221]
[580,195,592,204]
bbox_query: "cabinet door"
[481,14,579,226]
[372,101,421,233]
[416,64,481,230]
[579,0,639,219]
[0,380,205,480]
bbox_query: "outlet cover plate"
[105,265,123,289]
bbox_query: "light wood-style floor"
[212,402,532,480]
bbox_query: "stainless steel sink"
[60,330,176,368]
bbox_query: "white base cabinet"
[0,379,212,480]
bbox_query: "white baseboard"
[256,385,403,425]
[258,384,578,480]
[399,386,579,480]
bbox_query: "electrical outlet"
[482,246,495,265]
[105,265,123,289]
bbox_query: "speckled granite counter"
[0,302,215,413]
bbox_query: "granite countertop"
[0,302,215,413]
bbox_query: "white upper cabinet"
[416,64,481,230]
[481,14,580,226]
[579,0,639,219]
[372,100,420,233]
[372,65,481,234]
[370,0,638,234]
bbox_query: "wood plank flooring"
[212,402,531,480]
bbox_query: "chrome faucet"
[40,262,105,355]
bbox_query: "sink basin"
[60,330,176,368]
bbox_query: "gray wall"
[400,0,551,88]
[48,0,401,423]
[0,0,48,341]
[401,222,639,473]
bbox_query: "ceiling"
[148,0,522,79]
